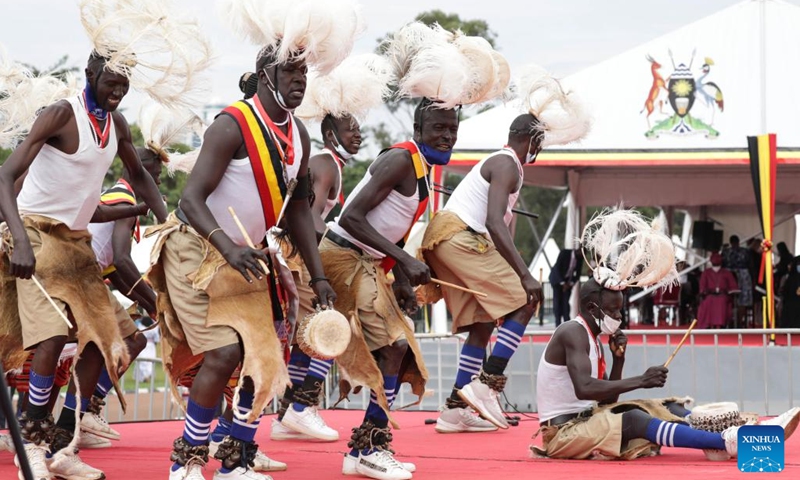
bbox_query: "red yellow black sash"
[220,101,288,229]
[379,141,430,273]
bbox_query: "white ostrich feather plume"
[0,48,80,149]
[220,0,363,75]
[388,22,508,108]
[295,53,393,124]
[79,0,213,108]
[581,209,679,291]
[218,0,287,48]
[517,64,592,147]
[278,0,366,75]
[137,102,205,174]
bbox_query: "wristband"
[308,276,329,287]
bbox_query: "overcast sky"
[3,0,797,120]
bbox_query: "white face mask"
[711,266,721,272]
[591,305,622,335]
[331,133,354,160]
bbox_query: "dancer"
[530,209,800,460]
[420,65,590,432]
[149,1,361,478]
[272,53,393,443]
[0,1,210,476]
[319,22,509,479]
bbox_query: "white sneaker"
[252,449,287,472]
[78,431,112,449]
[1,433,15,453]
[169,463,206,480]
[47,448,105,480]
[722,426,740,457]
[342,452,416,475]
[435,407,499,433]
[458,377,509,429]
[280,405,339,441]
[14,443,50,480]
[269,418,314,441]
[208,440,286,473]
[212,466,272,480]
[759,407,800,440]
[81,410,120,441]
[355,450,413,480]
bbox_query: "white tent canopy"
[444,0,800,247]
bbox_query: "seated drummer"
[532,210,800,461]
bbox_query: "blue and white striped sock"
[93,368,113,399]
[222,391,261,473]
[307,358,334,381]
[62,393,90,414]
[210,417,231,443]
[491,319,525,360]
[455,344,484,389]
[287,349,311,387]
[230,391,260,443]
[27,371,55,419]
[351,376,398,457]
[645,419,726,450]
[172,400,216,472]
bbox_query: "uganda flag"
[747,133,777,331]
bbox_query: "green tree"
[21,55,80,83]
[364,10,500,147]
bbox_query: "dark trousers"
[552,284,572,327]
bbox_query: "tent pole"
[529,189,570,273]
[759,0,767,133]
[517,195,553,269]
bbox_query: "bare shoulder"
[36,99,74,128]
[557,321,590,350]
[370,146,412,173]
[111,111,132,139]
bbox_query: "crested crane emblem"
[641,49,724,139]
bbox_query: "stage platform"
[2,410,798,479]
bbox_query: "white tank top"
[444,148,523,234]
[17,96,118,230]
[536,316,601,422]
[205,100,303,246]
[88,221,115,270]
[316,149,342,219]
[328,161,420,259]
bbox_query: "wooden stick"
[227,206,270,275]
[664,319,698,367]
[430,277,488,298]
[534,267,543,317]
[31,275,73,329]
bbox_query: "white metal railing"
[95,329,800,422]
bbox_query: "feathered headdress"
[0,47,80,148]
[516,64,591,147]
[137,103,205,174]
[219,0,365,75]
[294,53,393,124]
[581,209,679,291]
[385,22,510,109]
[79,0,213,108]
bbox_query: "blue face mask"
[418,142,453,165]
[84,78,108,120]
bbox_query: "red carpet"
[3,410,798,479]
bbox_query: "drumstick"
[663,319,698,367]
[534,267,543,317]
[430,277,488,298]
[31,275,73,329]
[227,206,271,275]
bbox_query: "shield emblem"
[668,65,695,117]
